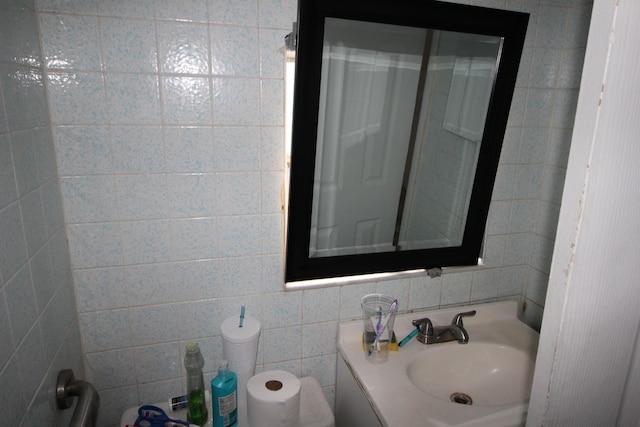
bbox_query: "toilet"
[120,375,334,427]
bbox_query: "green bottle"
[184,342,208,426]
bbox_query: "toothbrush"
[398,327,419,347]
[239,305,245,327]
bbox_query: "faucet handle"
[412,317,433,336]
[452,310,476,327]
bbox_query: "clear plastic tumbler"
[361,294,397,364]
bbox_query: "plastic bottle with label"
[211,360,238,427]
[184,342,208,426]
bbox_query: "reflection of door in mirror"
[310,18,501,258]
[311,19,424,257]
[400,31,500,250]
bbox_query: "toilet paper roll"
[220,315,261,405]
[247,371,301,427]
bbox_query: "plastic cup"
[361,294,397,364]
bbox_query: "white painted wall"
[528,0,640,425]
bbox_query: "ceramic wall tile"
[212,77,260,125]
[302,287,340,323]
[40,14,102,71]
[216,214,261,257]
[210,24,259,76]
[105,73,161,124]
[408,276,442,310]
[261,213,283,254]
[470,268,502,302]
[1,66,48,130]
[0,135,17,208]
[170,217,217,261]
[262,291,301,329]
[0,293,14,366]
[60,175,118,223]
[440,272,473,306]
[0,358,26,426]
[40,280,76,358]
[258,0,296,30]
[260,79,283,126]
[167,173,216,218]
[85,348,136,389]
[111,126,164,173]
[98,0,155,19]
[120,220,172,264]
[216,171,261,215]
[20,188,47,254]
[47,71,108,125]
[3,266,38,346]
[529,48,561,89]
[130,305,179,345]
[214,256,262,297]
[125,262,181,306]
[534,5,568,49]
[209,0,258,26]
[213,126,260,171]
[53,126,113,175]
[161,76,212,125]
[0,87,8,135]
[37,0,98,14]
[79,308,133,352]
[15,325,48,406]
[301,354,337,387]
[115,174,167,220]
[29,246,56,311]
[157,21,209,74]
[261,171,283,214]
[0,8,41,67]
[164,127,214,172]
[155,0,209,22]
[302,321,338,358]
[262,253,284,293]
[67,222,123,268]
[0,203,28,280]
[259,28,286,78]
[10,130,39,195]
[262,325,301,364]
[73,266,127,311]
[260,126,284,171]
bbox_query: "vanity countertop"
[337,301,539,427]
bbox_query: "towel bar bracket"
[56,369,100,427]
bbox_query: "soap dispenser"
[211,359,238,427]
[184,342,208,426]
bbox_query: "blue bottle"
[211,360,238,427]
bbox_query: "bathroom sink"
[337,301,539,427]
[407,342,535,406]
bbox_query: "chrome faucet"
[412,310,476,344]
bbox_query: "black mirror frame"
[286,0,529,283]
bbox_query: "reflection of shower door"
[310,46,421,257]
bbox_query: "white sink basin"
[407,342,536,407]
[337,301,539,427]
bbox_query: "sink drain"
[450,392,473,405]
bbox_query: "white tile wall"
[0,1,83,426]
[0,0,592,426]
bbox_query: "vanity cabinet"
[335,354,383,427]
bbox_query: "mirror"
[286,0,529,282]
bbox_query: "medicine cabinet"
[286,0,529,283]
